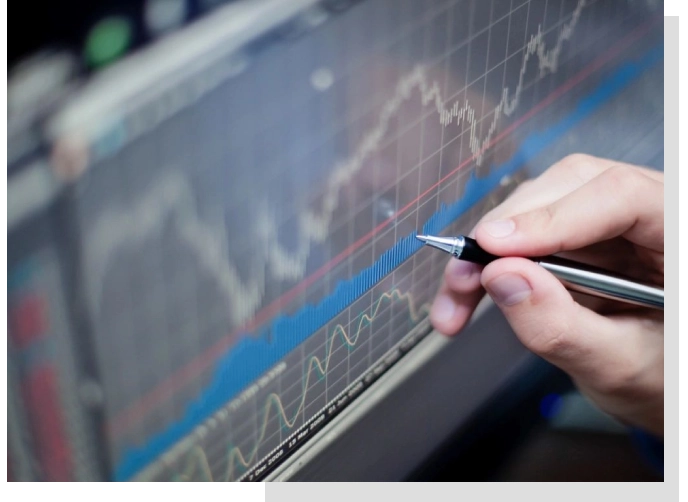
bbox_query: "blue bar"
[114,42,663,481]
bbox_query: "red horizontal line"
[107,17,659,437]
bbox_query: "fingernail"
[485,273,532,306]
[482,218,515,238]
[431,295,456,324]
[448,259,477,280]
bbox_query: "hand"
[430,154,664,436]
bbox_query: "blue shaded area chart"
[115,41,664,481]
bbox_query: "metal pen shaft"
[416,234,663,310]
[536,256,663,309]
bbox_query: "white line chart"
[85,0,587,325]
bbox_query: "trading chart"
[7,0,663,482]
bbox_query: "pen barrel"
[537,256,664,310]
[456,236,500,264]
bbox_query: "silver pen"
[416,234,663,310]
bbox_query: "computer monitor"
[7,0,663,482]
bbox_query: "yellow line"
[173,288,429,481]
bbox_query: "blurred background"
[8,0,663,482]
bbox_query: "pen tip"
[415,234,429,243]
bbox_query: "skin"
[430,154,664,437]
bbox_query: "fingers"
[429,256,483,335]
[429,278,484,336]
[481,258,661,394]
[428,154,664,434]
[443,258,481,293]
[476,165,664,256]
[478,154,663,225]
[430,154,663,338]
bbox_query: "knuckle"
[600,165,641,195]
[522,317,572,359]
[550,153,607,184]
[518,202,558,235]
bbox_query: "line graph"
[59,0,664,482]
[163,288,429,482]
[86,0,589,327]
[5,0,665,484]
[95,0,595,439]
[113,32,663,480]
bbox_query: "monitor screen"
[7,0,663,482]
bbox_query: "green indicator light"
[85,17,132,68]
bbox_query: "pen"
[416,234,664,310]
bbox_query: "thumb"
[480,257,648,390]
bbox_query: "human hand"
[430,154,664,436]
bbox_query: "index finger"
[478,154,663,227]
[475,165,664,255]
